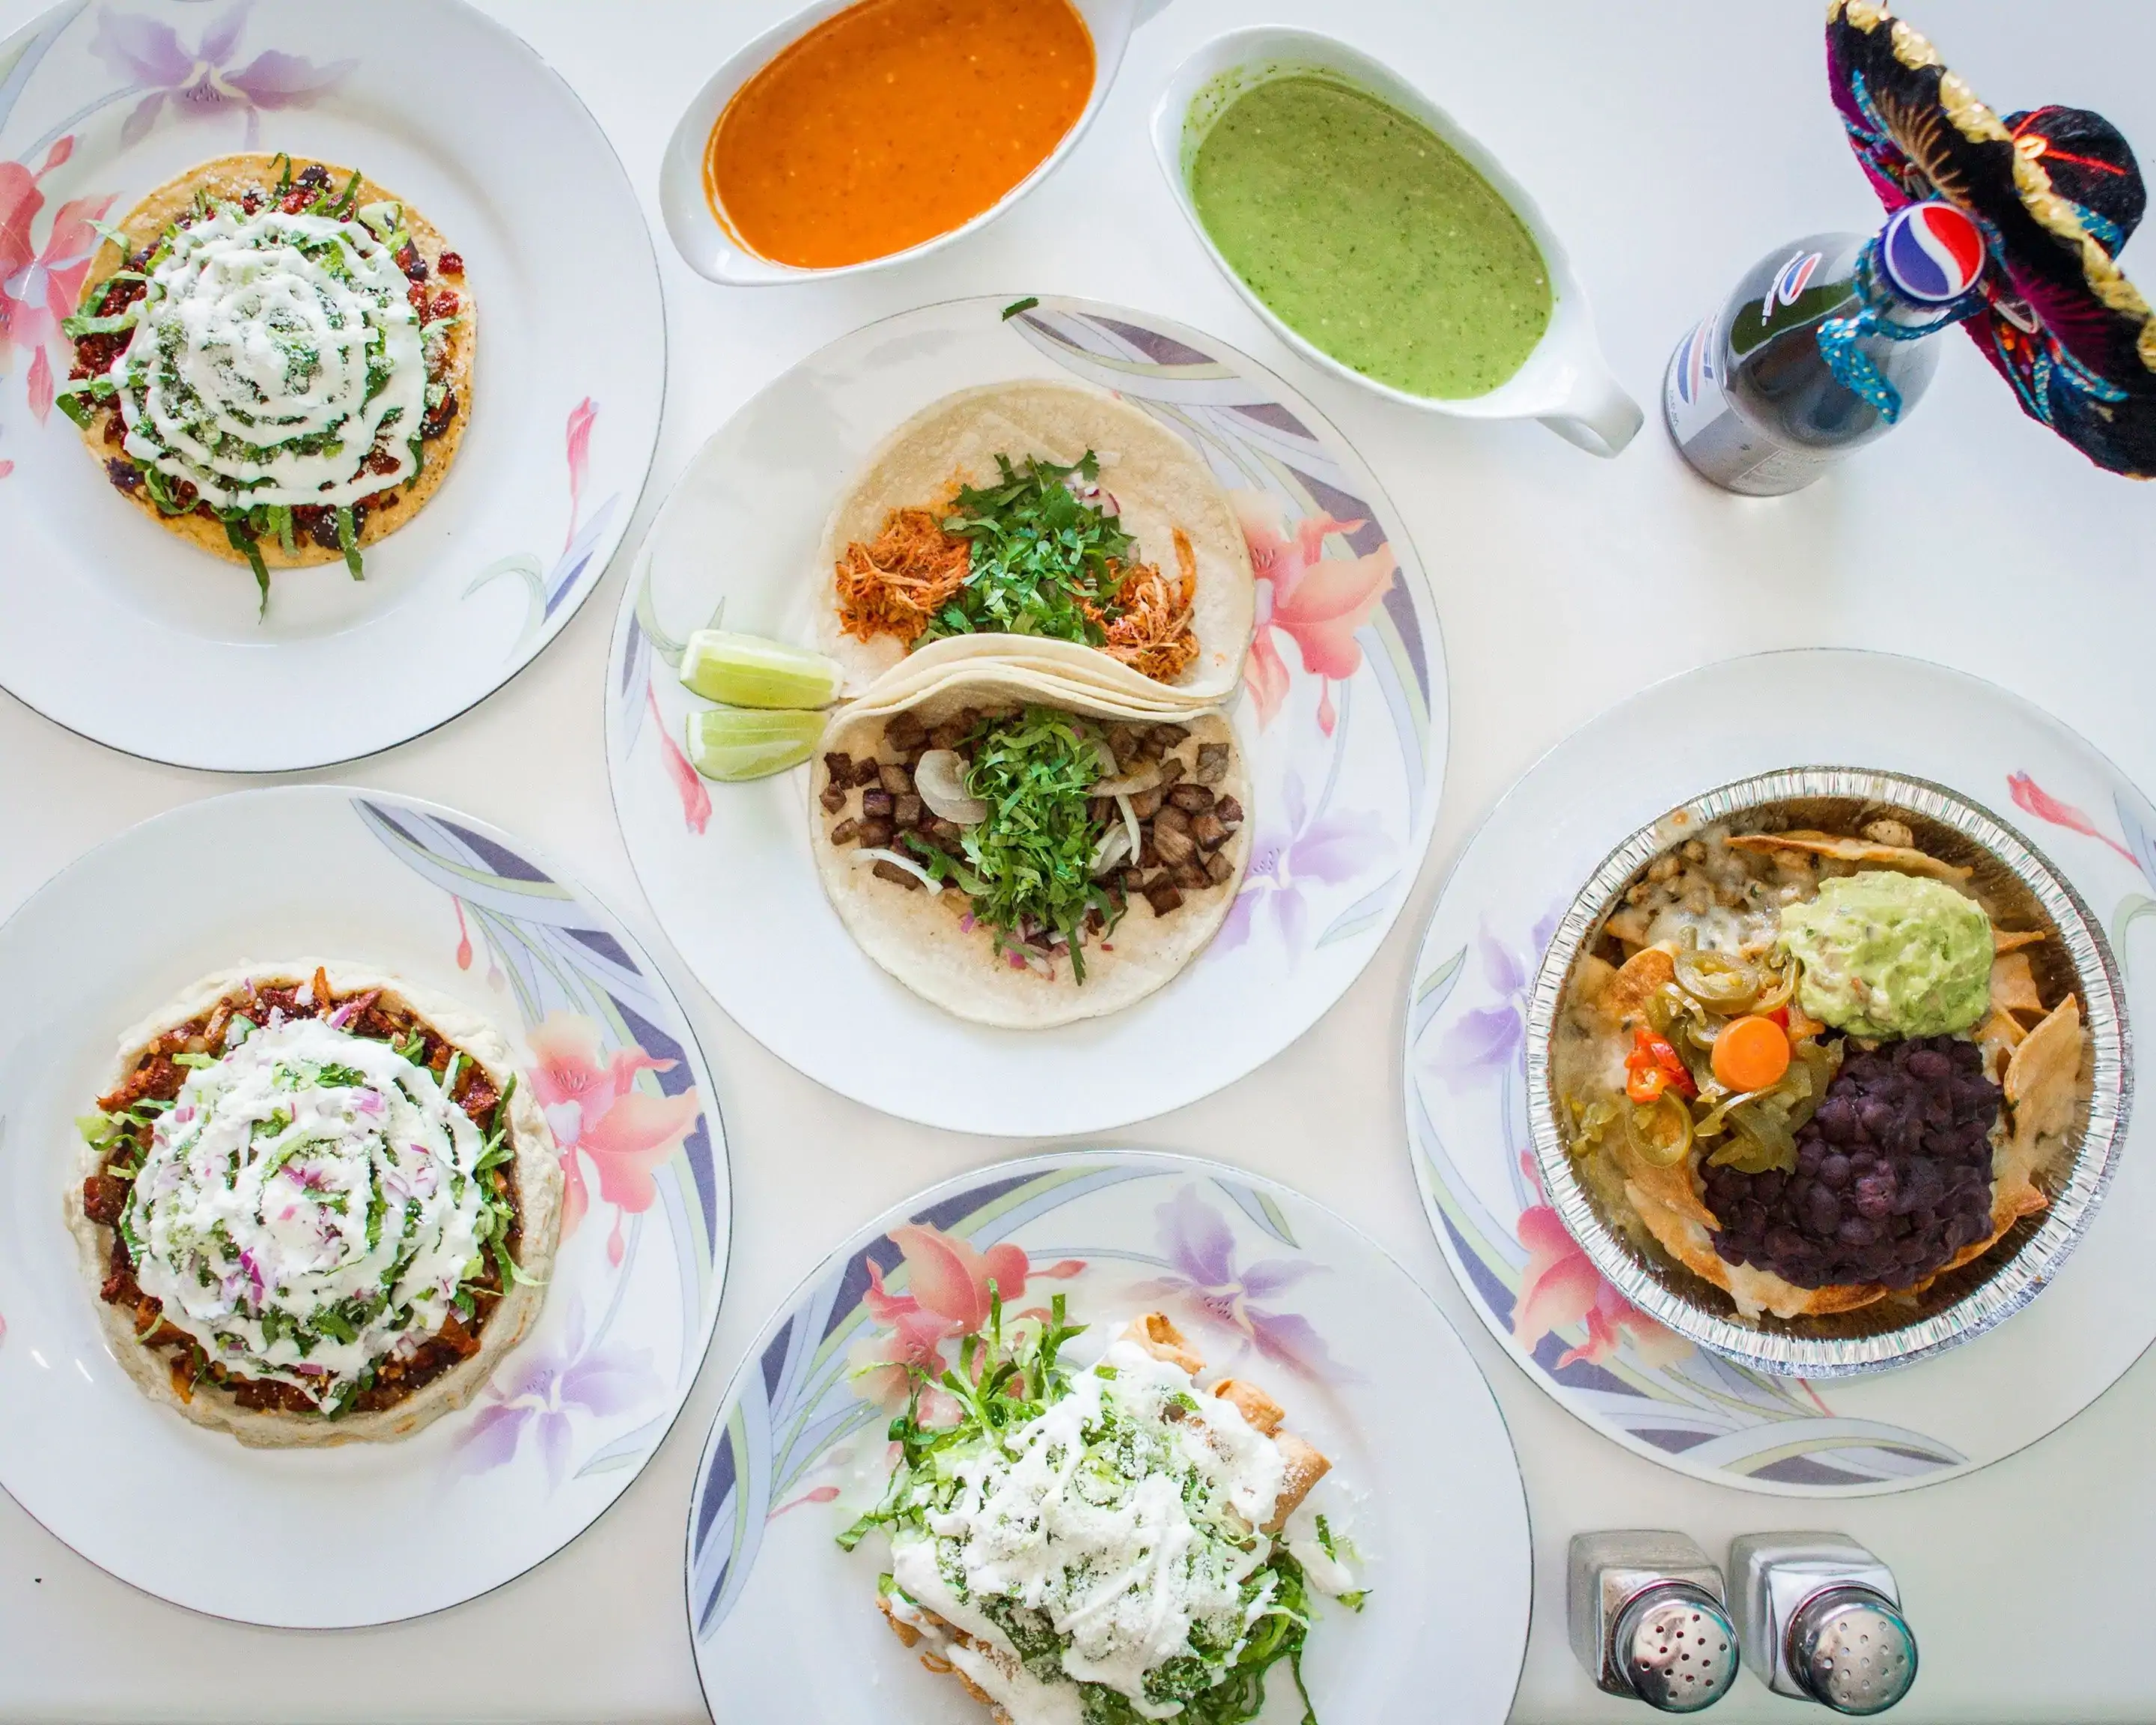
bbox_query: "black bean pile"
[1706,1036,2002,1291]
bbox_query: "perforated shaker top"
[1795,1587,1918,1715]
[1615,1585,1738,1712]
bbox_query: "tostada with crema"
[58,153,475,608]
[66,961,556,1446]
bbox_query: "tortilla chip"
[1568,953,1618,1010]
[1990,951,2044,1019]
[2006,997,2083,1149]
[1603,946,1675,1024]
[1724,830,1972,883]
[1978,1009,2027,1075]
[1993,928,2046,953]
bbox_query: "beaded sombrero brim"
[1827,0,2156,477]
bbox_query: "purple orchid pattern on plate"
[1218,766,1390,964]
[91,1,353,150]
[451,1294,661,1487]
[1129,1184,1350,1384]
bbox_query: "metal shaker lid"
[1792,1586,1918,1715]
[1613,1583,1739,1712]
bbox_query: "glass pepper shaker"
[1728,1533,1917,1715]
[1568,1531,1740,1712]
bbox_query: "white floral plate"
[607,296,1447,1136]
[1406,649,2155,1496]
[684,1149,1529,1724]
[0,0,664,770]
[0,787,730,1624]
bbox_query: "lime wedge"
[683,707,825,782]
[679,630,843,710]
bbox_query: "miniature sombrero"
[1827,0,2156,477]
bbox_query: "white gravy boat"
[662,0,1167,285]
[1151,28,1642,457]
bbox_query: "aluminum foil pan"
[1525,767,2132,1377]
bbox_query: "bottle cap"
[1613,1583,1739,1712]
[1879,201,1985,304]
[1791,1585,1918,1715]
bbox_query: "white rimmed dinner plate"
[685,1149,1529,1724]
[1406,648,2155,1496]
[0,787,730,1624]
[607,295,1448,1136]
[0,0,664,770]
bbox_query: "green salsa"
[1189,73,1552,399]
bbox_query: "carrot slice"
[1713,1014,1792,1092]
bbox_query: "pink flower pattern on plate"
[526,1011,700,1266]
[1511,1153,1690,1371]
[850,1223,1082,1417]
[1,137,112,424]
[1234,493,1396,734]
[649,681,711,836]
[91,1,354,150]
[2008,770,2139,865]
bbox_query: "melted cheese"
[112,204,425,508]
[127,1015,487,1405]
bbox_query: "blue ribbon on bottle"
[1815,241,1977,424]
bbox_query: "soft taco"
[58,153,475,607]
[808,670,1252,1028]
[815,381,1255,706]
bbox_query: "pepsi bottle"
[1663,200,1986,495]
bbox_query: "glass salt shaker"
[1568,1531,1740,1712]
[1728,1533,1917,1715]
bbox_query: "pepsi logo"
[1881,201,1986,303]
[1765,251,1824,320]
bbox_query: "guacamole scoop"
[1778,871,1993,1039]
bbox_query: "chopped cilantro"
[901,707,1120,980]
[923,452,1133,648]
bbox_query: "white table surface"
[2,1,2152,1719]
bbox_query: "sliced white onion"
[913,749,987,825]
[1092,765,1163,798]
[1115,792,1142,865]
[1091,822,1132,877]
[851,848,943,894]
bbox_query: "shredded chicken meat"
[835,505,971,645]
[1095,526,1199,683]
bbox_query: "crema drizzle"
[110,205,425,508]
[127,1016,487,1406]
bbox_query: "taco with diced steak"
[809,670,1252,1028]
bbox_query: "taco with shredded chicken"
[815,382,1255,707]
[808,669,1252,1028]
